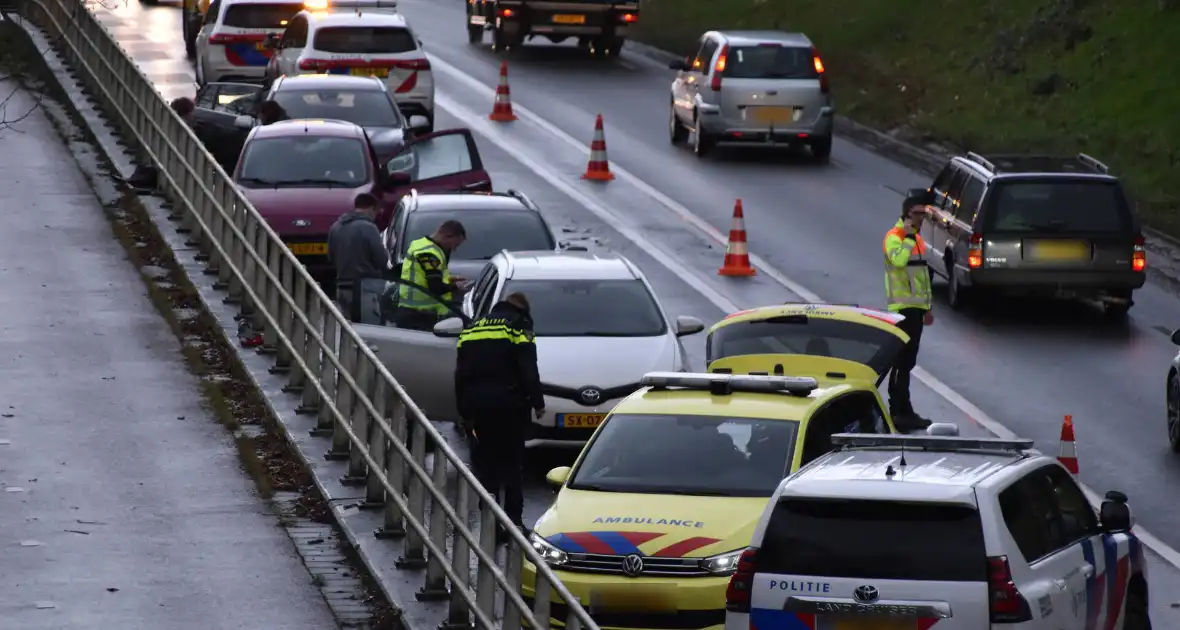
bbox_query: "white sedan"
[357,249,705,446]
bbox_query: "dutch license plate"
[552,13,586,24]
[590,585,676,613]
[750,106,798,124]
[833,618,910,630]
[1029,239,1090,262]
[288,242,328,255]
[560,413,606,429]
[350,67,390,78]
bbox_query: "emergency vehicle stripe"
[590,531,657,555]
[224,44,271,66]
[1080,538,1104,630]
[1102,536,1130,630]
[749,609,814,630]
[617,531,665,548]
[651,536,721,557]
[560,532,614,555]
[546,533,587,554]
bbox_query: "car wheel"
[1168,373,1180,453]
[692,112,715,157]
[669,100,687,145]
[810,133,832,163]
[195,57,206,86]
[947,265,971,311]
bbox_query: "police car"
[194,0,304,85]
[263,1,435,130]
[725,433,1150,630]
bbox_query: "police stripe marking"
[1081,538,1104,630]
[225,43,271,66]
[546,531,668,555]
[652,536,721,558]
[562,532,615,555]
[750,609,814,630]
[591,531,659,555]
[1102,536,1130,630]
[546,533,586,554]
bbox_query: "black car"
[191,74,430,173]
[906,152,1147,319]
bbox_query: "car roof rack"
[1076,152,1109,174]
[965,151,996,172]
[642,371,818,397]
[830,433,1035,454]
[506,188,540,212]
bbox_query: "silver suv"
[668,30,834,161]
[724,433,1150,630]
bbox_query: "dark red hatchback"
[232,119,491,278]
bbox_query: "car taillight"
[968,232,983,269]
[710,44,728,91]
[617,11,637,23]
[496,7,514,17]
[988,556,1032,623]
[1133,235,1146,272]
[724,547,759,612]
[398,58,431,71]
[812,47,829,94]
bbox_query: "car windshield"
[725,46,819,80]
[222,2,302,28]
[568,413,799,497]
[237,136,368,187]
[271,89,403,128]
[313,27,418,54]
[500,279,667,337]
[983,179,1132,233]
[707,313,906,376]
[401,210,554,260]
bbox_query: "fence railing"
[14,1,596,628]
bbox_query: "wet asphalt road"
[0,73,335,627]
[82,0,1180,610]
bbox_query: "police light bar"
[304,0,397,9]
[641,371,819,396]
[829,433,1035,453]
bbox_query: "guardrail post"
[563,598,583,630]
[282,274,309,393]
[308,314,338,432]
[258,244,282,355]
[396,415,428,568]
[326,336,357,461]
[417,449,450,600]
[442,476,471,629]
[224,199,246,304]
[341,357,374,484]
[269,264,296,374]
[359,376,387,508]
[208,185,233,287]
[239,218,260,317]
[375,397,407,539]
[295,301,322,411]
[475,500,497,623]
[504,542,526,630]
[531,568,552,630]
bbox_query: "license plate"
[288,242,328,255]
[350,67,390,78]
[552,13,586,24]
[833,618,910,630]
[1028,239,1090,262]
[590,585,676,613]
[750,106,799,124]
[559,413,606,428]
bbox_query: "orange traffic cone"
[489,60,518,122]
[581,114,615,181]
[1058,415,1079,477]
[718,199,756,277]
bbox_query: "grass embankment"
[633,0,1180,236]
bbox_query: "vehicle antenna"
[899,441,908,479]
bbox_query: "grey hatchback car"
[668,30,834,161]
[909,152,1147,318]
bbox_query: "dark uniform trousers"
[888,307,926,416]
[470,408,528,527]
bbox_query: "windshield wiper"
[237,177,280,187]
[579,332,650,337]
[276,178,353,188]
[656,489,734,497]
[566,483,620,492]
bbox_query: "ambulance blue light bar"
[829,433,1035,453]
[641,371,819,396]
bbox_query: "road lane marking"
[430,57,1180,570]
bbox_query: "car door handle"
[1080,565,1094,578]
[1053,579,1068,590]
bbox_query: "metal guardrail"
[15,1,597,628]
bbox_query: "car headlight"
[698,548,746,575]
[529,533,569,567]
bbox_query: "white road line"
[429,57,1180,570]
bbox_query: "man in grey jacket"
[327,193,390,324]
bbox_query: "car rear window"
[313,27,418,54]
[724,46,818,80]
[758,498,987,582]
[271,89,402,128]
[568,413,799,497]
[222,3,302,28]
[982,179,1132,234]
[402,210,554,261]
[707,315,906,376]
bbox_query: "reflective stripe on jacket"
[454,301,544,415]
[883,222,932,312]
[398,237,451,314]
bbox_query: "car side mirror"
[1172,329,1180,346]
[263,33,280,49]
[432,317,464,338]
[674,315,705,337]
[926,423,960,436]
[904,187,933,208]
[1099,490,1132,532]
[384,171,411,188]
[407,115,430,134]
[233,115,254,129]
[668,58,689,71]
[545,466,571,487]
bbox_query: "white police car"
[263,1,435,130]
[194,0,304,85]
[723,433,1150,630]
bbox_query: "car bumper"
[204,59,269,84]
[965,267,1147,294]
[522,563,726,630]
[527,396,624,447]
[698,104,834,142]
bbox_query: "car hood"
[536,334,678,388]
[242,185,370,236]
[364,126,408,162]
[533,489,765,558]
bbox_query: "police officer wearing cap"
[454,292,544,540]
[883,195,935,431]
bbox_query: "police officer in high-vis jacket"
[394,220,468,330]
[883,197,935,431]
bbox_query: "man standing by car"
[883,198,935,431]
[125,97,196,192]
[328,193,390,323]
[454,292,544,541]
[394,220,469,331]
